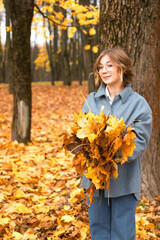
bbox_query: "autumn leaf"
[68,27,77,38]
[12,232,22,240]
[15,189,26,199]
[84,44,91,50]
[89,27,96,36]
[61,215,75,222]
[15,203,33,214]
[6,26,12,32]
[81,226,88,239]
[0,217,10,225]
[92,45,99,53]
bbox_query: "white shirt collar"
[105,86,113,105]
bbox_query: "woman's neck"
[107,84,124,100]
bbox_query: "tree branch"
[34,3,95,30]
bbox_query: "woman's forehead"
[100,54,112,64]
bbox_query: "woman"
[81,46,152,240]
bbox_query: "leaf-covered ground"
[0,83,159,240]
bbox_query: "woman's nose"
[102,66,107,72]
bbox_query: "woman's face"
[97,54,122,87]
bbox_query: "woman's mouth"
[103,75,111,79]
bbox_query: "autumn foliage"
[0,83,159,239]
[63,108,136,203]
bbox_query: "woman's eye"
[108,64,112,68]
[97,66,103,71]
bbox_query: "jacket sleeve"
[128,103,152,162]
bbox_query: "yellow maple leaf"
[105,116,125,141]
[92,45,99,53]
[81,226,88,239]
[12,232,22,240]
[68,27,77,38]
[89,27,96,36]
[6,26,12,32]
[56,11,64,20]
[84,44,91,50]
[76,111,102,143]
[69,188,85,202]
[15,189,26,199]
[32,204,49,214]
[121,142,136,160]
[15,203,32,214]
[0,217,10,225]
[61,214,75,222]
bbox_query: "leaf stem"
[71,143,90,153]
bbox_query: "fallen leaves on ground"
[0,83,159,240]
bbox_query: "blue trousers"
[88,192,138,240]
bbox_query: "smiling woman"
[94,47,134,88]
[98,55,123,98]
[81,46,152,240]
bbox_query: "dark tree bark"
[79,0,96,93]
[46,37,55,85]
[60,8,71,86]
[44,1,60,84]
[4,0,14,92]
[8,0,34,144]
[100,0,160,200]
[78,30,83,85]
[0,29,5,83]
[71,37,77,82]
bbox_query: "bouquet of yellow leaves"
[63,110,137,203]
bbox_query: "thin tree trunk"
[53,2,59,82]
[80,0,95,92]
[61,8,71,86]
[46,40,55,85]
[9,0,34,144]
[78,30,83,85]
[0,24,4,83]
[61,31,71,86]
[4,0,13,92]
[100,0,160,200]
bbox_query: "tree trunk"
[0,26,4,83]
[100,0,160,200]
[9,0,34,144]
[71,37,77,82]
[61,8,71,86]
[61,28,71,86]
[46,40,55,85]
[80,0,95,93]
[4,0,14,92]
[78,30,83,85]
[53,2,59,82]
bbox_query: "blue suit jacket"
[81,84,152,200]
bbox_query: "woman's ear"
[120,67,124,83]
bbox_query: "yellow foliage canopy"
[34,46,50,72]
[63,110,137,203]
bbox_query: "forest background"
[0,0,160,239]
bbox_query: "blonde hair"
[94,46,134,87]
